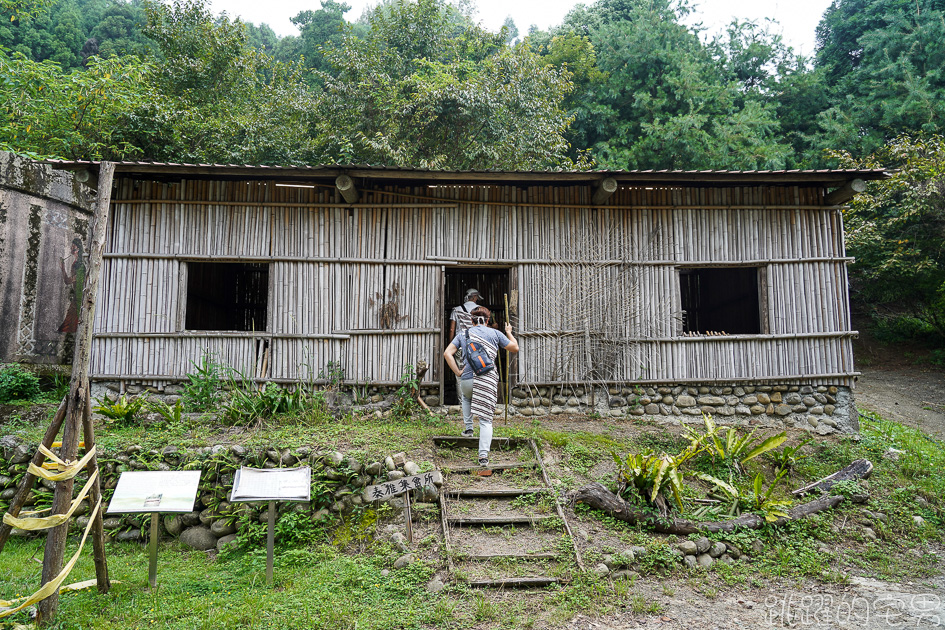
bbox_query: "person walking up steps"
[443,306,519,470]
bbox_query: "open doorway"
[443,268,511,405]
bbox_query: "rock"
[726,544,742,559]
[676,395,697,408]
[230,444,247,458]
[756,393,771,404]
[393,554,415,569]
[102,518,122,530]
[695,537,711,554]
[864,527,878,541]
[677,540,698,555]
[199,508,215,526]
[116,529,142,542]
[882,448,904,462]
[863,509,888,524]
[683,555,698,569]
[914,515,926,527]
[696,553,713,568]
[381,569,390,577]
[612,570,640,581]
[391,532,409,552]
[365,462,383,476]
[210,519,237,537]
[164,515,183,537]
[697,396,725,406]
[709,542,726,558]
[216,534,238,552]
[720,554,735,565]
[774,404,792,416]
[384,456,396,471]
[391,452,407,467]
[346,457,363,474]
[388,470,405,481]
[426,578,445,593]
[328,451,345,467]
[176,511,200,527]
[629,546,646,559]
[916,496,930,509]
[10,445,31,464]
[281,450,298,466]
[750,539,765,555]
[593,563,610,576]
[181,527,218,551]
[403,461,420,476]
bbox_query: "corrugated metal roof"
[42,159,890,184]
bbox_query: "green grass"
[2,404,945,628]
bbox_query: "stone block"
[677,395,697,407]
[774,404,792,416]
[756,393,770,404]
[181,527,218,551]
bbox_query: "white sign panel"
[107,470,202,514]
[230,467,311,502]
[363,470,442,502]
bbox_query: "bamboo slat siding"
[92,179,855,386]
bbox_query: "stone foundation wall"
[0,436,433,551]
[91,380,856,435]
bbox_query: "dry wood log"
[413,360,429,411]
[571,482,845,535]
[791,458,873,496]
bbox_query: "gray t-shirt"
[450,325,511,380]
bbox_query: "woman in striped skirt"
[444,306,519,469]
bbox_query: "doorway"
[443,268,511,405]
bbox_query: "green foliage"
[0,364,41,403]
[312,0,576,169]
[93,393,146,425]
[0,49,150,159]
[686,414,787,475]
[769,438,813,476]
[613,434,708,514]
[390,363,420,422]
[146,398,184,423]
[222,381,323,425]
[182,353,225,412]
[836,135,945,339]
[696,470,793,521]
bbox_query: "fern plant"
[696,470,793,522]
[614,432,711,515]
[93,393,146,425]
[686,414,787,474]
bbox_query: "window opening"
[185,262,269,331]
[679,267,760,335]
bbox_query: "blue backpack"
[464,328,496,376]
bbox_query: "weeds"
[0,364,40,403]
[182,353,225,411]
[93,393,146,425]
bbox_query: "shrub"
[0,364,41,403]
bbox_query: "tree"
[0,49,151,158]
[814,0,945,157]
[835,135,945,338]
[289,0,351,74]
[561,0,790,170]
[311,0,575,169]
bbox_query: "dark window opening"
[186,262,269,331]
[679,267,760,335]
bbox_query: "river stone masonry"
[0,436,438,550]
[498,383,856,434]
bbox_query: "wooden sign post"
[107,470,202,589]
[230,467,312,586]
[363,471,443,544]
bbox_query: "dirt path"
[855,366,945,439]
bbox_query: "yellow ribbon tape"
[0,498,103,619]
[27,445,96,482]
[2,469,99,531]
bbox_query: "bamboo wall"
[91,178,856,388]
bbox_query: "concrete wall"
[0,152,96,365]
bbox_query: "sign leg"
[405,491,413,544]
[148,512,159,589]
[266,501,275,586]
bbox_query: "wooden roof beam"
[824,178,867,205]
[592,177,618,205]
[335,174,359,204]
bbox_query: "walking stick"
[504,293,510,425]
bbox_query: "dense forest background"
[1,0,944,352]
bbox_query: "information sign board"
[107,470,201,514]
[230,467,311,502]
[363,470,442,502]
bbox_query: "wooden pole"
[148,512,159,589]
[0,397,67,553]
[37,161,114,626]
[504,293,510,425]
[266,501,276,586]
[82,395,110,593]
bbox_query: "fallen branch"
[791,458,873,496]
[571,482,844,535]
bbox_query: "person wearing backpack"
[443,306,519,469]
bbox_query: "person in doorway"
[443,306,519,470]
[448,288,481,341]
